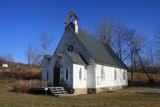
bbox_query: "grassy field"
[128,72,160,83]
[0,81,160,107]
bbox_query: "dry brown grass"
[128,72,160,85]
[10,80,47,93]
[0,66,41,79]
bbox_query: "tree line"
[96,18,160,83]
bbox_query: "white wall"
[73,64,87,89]
[86,64,96,88]
[95,64,128,88]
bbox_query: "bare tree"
[145,41,156,67]
[25,32,52,66]
[79,27,91,35]
[155,50,160,65]
[97,19,116,46]
[31,51,41,66]
[112,23,129,61]
[39,32,53,56]
[26,45,41,66]
[155,26,160,64]
[97,18,129,62]
[0,53,14,63]
[125,30,153,83]
[26,45,33,65]
[155,26,160,44]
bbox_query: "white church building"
[42,12,128,95]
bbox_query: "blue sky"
[0,0,160,63]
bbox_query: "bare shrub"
[10,80,47,93]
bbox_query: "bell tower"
[65,11,79,33]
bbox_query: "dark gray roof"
[76,32,127,69]
[65,51,86,66]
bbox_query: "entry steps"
[48,87,67,96]
[30,87,68,97]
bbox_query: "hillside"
[0,66,41,80]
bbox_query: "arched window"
[123,71,126,80]
[67,45,73,52]
[101,67,105,80]
[84,69,86,80]
[47,70,49,81]
[79,68,82,80]
[66,68,69,81]
[114,69,117,81]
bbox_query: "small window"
[123,71,126,80]
[101,67,105,80]
[66,68,69,81]
[67,45,73,52]
[47,70,49,81]
[114,69,117,81]
[84,70,86,80]
[79,68,82,80]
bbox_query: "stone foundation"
[87,88,96,94]
[88,85,128,94]
[66,85,128,95]
[73,88,88,95]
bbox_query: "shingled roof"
[65,51,86,66]
[76,31,127,69]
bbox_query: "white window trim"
[84,69,86,80]
[101,66,105,80]
[114,69,117,81]
[123,71,126,80]
[79,68,82,80]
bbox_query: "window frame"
[84,69,86,80]
[65,68,69,81]
[67,45,73,52]
[79,68,82,80]
[47,70,49,81]
[114,69,117,81]
[123,71,126,80]
[101,66,105,80]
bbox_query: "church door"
[53,67,60,86]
